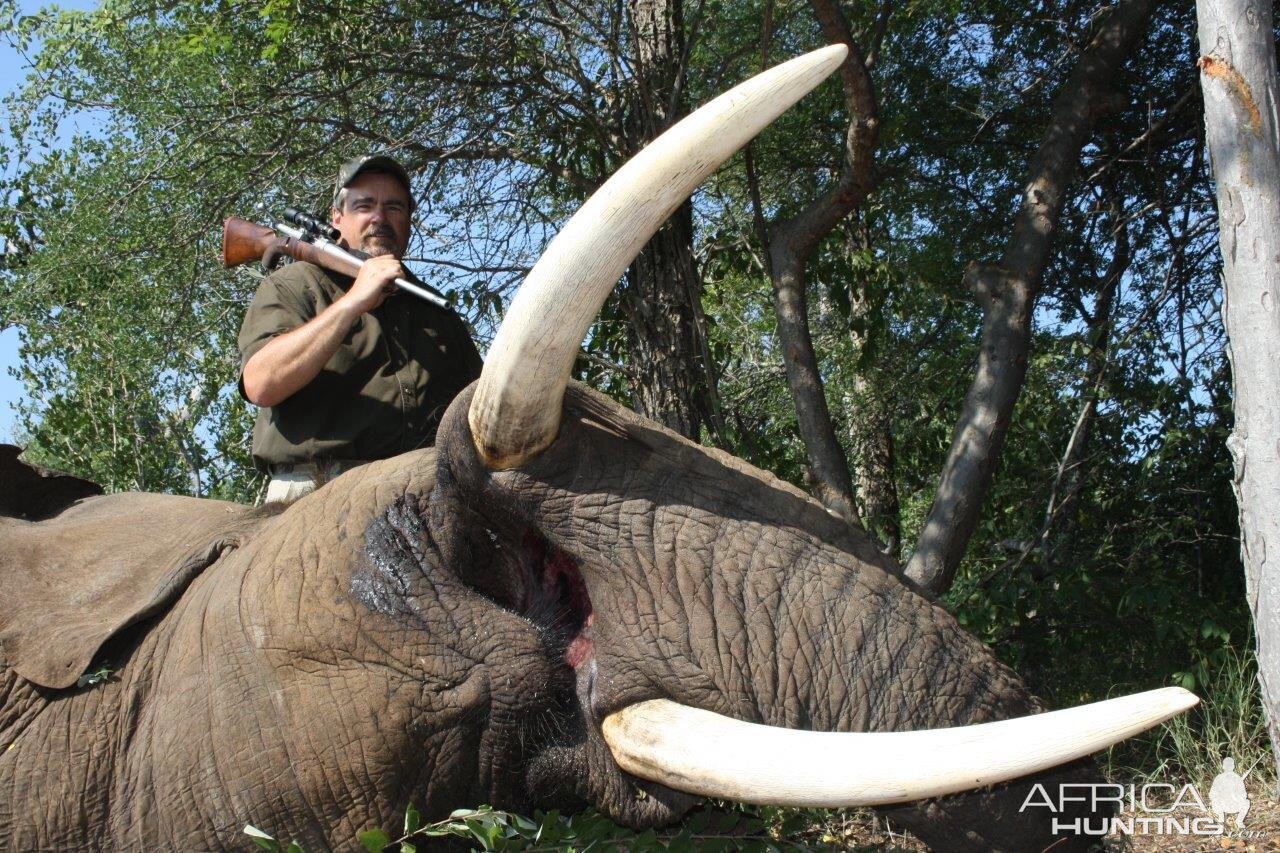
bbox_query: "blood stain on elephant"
[349,497,594,675]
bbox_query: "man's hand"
[243,258,401,408]
[341,255,405,315]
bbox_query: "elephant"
[0,46,1194,851]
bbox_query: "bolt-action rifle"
[222,206,452,309]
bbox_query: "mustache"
[362,225,396,240]
[360,226,399,259]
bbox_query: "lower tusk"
[601,687,1198,807]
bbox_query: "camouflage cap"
[333,154,414,209]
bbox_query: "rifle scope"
[283,207,340,241]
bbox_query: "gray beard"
[360,238,397,257]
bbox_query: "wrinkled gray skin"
[0,384,1103,851]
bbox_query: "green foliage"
[370,806,672,852]
[348,804,912,852]
[74,662,114,688]
[2,0,1268,844]
[244,823,305,853]
[1107,643,1275,790]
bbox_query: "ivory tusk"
[468,44,849,469]
[601,687,1198,807]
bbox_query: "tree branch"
[1037,197,1128,574]
[750,0,879,525]
[905,0,1156,594]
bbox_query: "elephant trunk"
[577,528,1169,850]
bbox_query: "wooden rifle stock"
[221,217,361,278]
[222,216,452,308]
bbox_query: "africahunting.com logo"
[1021,757,1261,837]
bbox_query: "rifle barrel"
[222,217,452,310]
[308,237,450,309]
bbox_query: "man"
[238,154,483,503]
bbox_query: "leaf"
[534,810,562,844]
[664,831,695,853]
[402,804,421,835]
[357,828,390,853]
[684,810,712,834]
[76,663,113,688]
[464,816,492,847]
[243,824,279,852]
[777,811,807,837]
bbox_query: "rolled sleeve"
[237,270,316,401]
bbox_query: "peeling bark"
[1195,0,1280,775]
[905,0,1155,595]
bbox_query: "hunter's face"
[332,172,411,259]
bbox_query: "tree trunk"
[1195,0,1280,775]
[847,224,900,557]
[766,237,861,522]
[747,0,878,525]
[849,347,900,559]
[905,0,1155,595]
[619,0,722,441]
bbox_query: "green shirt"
[237,261,483,473]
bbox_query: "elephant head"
[0,46,1193,852]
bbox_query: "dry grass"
[775,789,1280,850]
[1099,780,1280,851]
[792,807,928,850]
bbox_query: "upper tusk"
[601,687,1198,807]
[468,44,849,470]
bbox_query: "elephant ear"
[0,482,259,689]
[0,444,103,520]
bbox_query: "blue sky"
[0,329,19,443]
[0,0,98,442]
